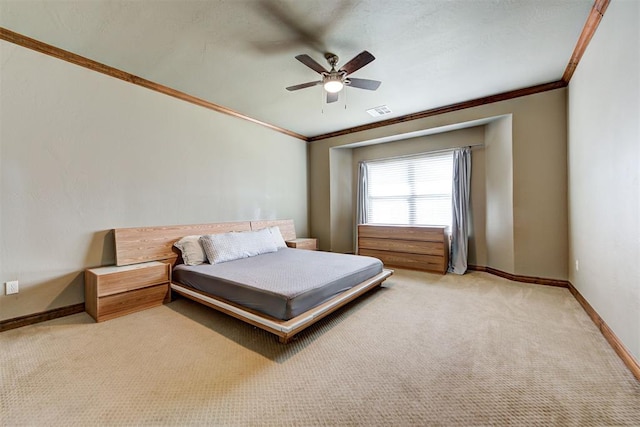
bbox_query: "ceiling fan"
[286,50,382,103]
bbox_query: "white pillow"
[200,228,278,264]
[173,235,207,266]
[267,226,287,249]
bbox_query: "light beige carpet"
[1,269,639,426]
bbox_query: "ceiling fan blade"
[347,78,382,91]
[256,0,327,54]
[339,50,375,75]
[286,81,322,91]
[295,54,329,74]
[327,92,339,103]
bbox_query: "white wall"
[0,41,308,320]
[329,147,354,253]
[568,0,640,361]
[310,88,568,280]
[485,116,515,273]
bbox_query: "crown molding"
[562,0,610,83]
[308,80,566,142]
[1,0,609,143]
[309,0,609,142]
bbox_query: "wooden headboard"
[114,219,296,266]
[249,219,296,241]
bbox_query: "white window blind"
[365,151,454,227]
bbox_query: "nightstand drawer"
[89,262,169,297]
[96,283,169,322]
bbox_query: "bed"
[113,220,393,342]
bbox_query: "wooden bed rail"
[171,269,394,343]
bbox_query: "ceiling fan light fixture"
[323,75,344,93]
[287,51,380,102]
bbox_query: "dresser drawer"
[96,283,169,322]
[358,237,443,255]
[89,262,169,297]
[358,225,445,242]
[359,249,446,274]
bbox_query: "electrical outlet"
[575,260,579,272]
[6,280,19,295]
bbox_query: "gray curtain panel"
[356,161,368,225]
[355,162,369,252]
[449,147,471,274]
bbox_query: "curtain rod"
[360,143,484,164]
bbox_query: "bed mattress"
[172,248,383,320]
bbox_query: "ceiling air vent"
[366,105,392,117]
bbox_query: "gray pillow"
[200,228,278,264]
[173,235,206,265]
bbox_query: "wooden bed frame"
[114,219,393,343]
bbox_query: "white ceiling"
[0,0,593,138]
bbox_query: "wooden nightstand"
[286,238,318,250]
[85,261,170,322]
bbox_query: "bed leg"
[278,335,291,344]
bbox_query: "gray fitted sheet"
[172,248,383,320]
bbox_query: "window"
[364,151,454,227]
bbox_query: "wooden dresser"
[357,224,449,274]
